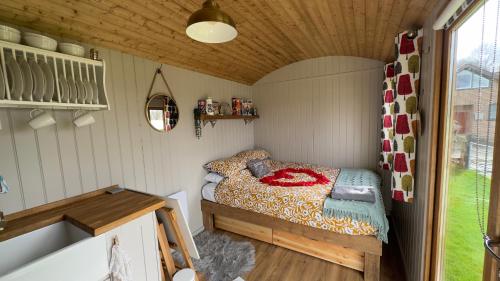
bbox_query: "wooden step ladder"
[156,207,199,281]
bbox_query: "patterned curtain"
[380,63,395,170]
[384,29,423,203]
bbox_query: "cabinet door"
[105,212,161,281]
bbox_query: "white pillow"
[204,172,224,183]
[202,182,218,202]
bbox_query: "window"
[457,70,472,89]
[475,112,484,120]
[435,0,500,280]
[489,104,497,120]
[456,69,490,89]
[471,72,490,88]
[149,109,165,131]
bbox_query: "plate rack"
[0,40,109,111]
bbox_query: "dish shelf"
[0,40,110,111]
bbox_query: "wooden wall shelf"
[200,114,259,127]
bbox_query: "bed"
[201,158,387,281]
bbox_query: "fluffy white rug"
[173,231,255,281]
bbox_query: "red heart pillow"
[260,168,330,187]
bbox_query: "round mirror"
[145,93,179,132]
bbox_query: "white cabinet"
[0,212,161,281]
[104,211,162,281]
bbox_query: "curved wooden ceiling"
[0,0,438,84]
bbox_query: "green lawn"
[444,168,490,281]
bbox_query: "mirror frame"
[144,92,180,133]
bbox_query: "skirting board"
[192,226,205,236]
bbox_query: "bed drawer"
[214,215,272,243]
[273,230,365,272]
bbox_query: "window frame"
[429,1,500,280]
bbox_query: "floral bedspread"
[214,160,377,236]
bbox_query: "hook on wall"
[113,235,120,246]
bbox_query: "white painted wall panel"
[36,121,65,202]
[0,111,23,212]
[10,110,46,208]
[89,112,112,188]
[0,46,253,233]
[253,56,386,198]
[75,126,98,193]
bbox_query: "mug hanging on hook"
[144,66,180,133]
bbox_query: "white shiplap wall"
[0,47,253,232]
[253,56,390,201]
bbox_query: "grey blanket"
[331,185,376,203]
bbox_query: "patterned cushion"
[234,149,271,161]
[204,157,247,177]
[247,159,270,178]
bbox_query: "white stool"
[172,268,196,281]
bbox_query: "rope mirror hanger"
[144,66,180,133]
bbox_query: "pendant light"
[186,0,237,44]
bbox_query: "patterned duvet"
[214,160,377,237]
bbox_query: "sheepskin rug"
[173,231,255,281]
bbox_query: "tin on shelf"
[90,48,99,60]
[232,97,241,115]
[198,99,206,114]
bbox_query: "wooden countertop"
[0,187,165,242]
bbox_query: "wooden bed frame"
[201,200,382,281]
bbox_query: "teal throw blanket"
[323,168,389,243]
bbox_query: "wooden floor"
[204,225,405,281]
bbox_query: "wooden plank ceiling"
[0,0,439,84]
